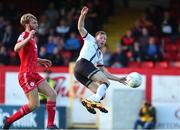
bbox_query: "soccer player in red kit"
[2,13,58,129]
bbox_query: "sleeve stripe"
[82,33,88,39]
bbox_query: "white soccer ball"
[127,72,142,88]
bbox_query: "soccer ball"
[126,72,142,88]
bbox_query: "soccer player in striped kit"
[74,6,127,114]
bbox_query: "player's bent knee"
[98,77,109,84]
[29,102,40,111]
[99,80,110,86]
[100,75,109,84]
[48,90,57,100]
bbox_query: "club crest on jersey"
[30,82,35,87]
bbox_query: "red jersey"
[17,32,38,73]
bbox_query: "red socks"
[6,101,56,127]
[7,104,31,124]
[46,101,56,126]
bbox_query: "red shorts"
[18,72,45,93]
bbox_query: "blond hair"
[20,13,37,26]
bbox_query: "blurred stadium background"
[0,0,180,129]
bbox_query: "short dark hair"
[95,31,107,37]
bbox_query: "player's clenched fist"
[81,6,88,15]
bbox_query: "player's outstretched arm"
[14,30,35,52]
[100,66,127,85]
[78,6,88,38]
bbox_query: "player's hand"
[39,59,52,68]
[118,77,127,85]
[81,6,88,15]
[28,30,36,39]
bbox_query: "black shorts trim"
[85,80,93,87]
[88,69,100,79]
[74,70,93,87]
[74,58,99,87]
[74,58,99,78]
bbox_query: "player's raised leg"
[88,71,109,112]
[83,81,99,102]
[83,81,108,113]
[81,82,98,114]
[38,80,58,129]
[91,71,110,101]
[2,88,39,129]
[88,81,108,113]
[74,70,97,114]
